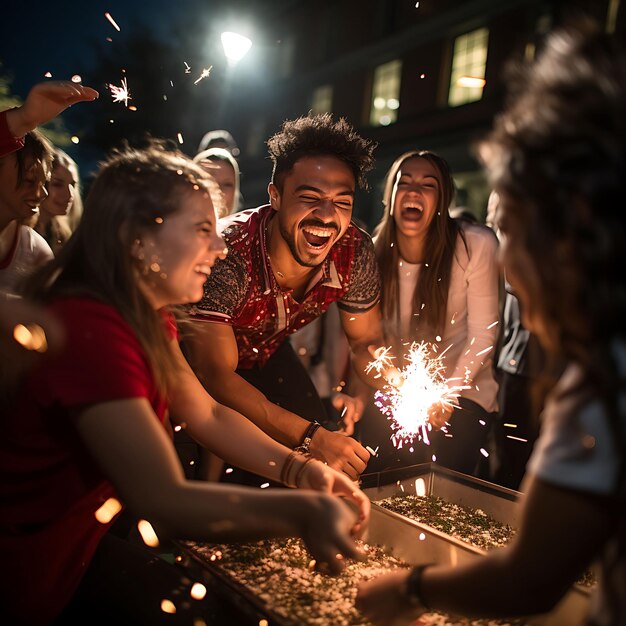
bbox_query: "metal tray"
[174,539,293,626]
[361,463,591,626]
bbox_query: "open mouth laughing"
[300,223,339,250]
[400,202,424,222]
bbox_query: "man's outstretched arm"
[183,321,370,480]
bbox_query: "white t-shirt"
[396,222,500,412]
[0,224,53,298]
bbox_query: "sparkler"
[108,77,131,107]
[194,66,213,85]
[371,341,469,447]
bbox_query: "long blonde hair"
[35,149,83,255]
[373,150,464,342]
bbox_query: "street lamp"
[221,31,252,66]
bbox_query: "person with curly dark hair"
[184,113,398,484]
[357,18,626,625]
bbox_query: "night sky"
[2,0,207,95]
[1,0,258,174]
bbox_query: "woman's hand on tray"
[297,458,371,538]
[298,493,366,575]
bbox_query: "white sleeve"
[448,227,500,390]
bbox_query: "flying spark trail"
[194,66,213,85]
[104,11,121,32]
[184,61,191,74]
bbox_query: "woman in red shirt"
[0,142,369,624]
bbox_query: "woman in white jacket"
[365,150,499,476]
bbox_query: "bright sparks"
[13,323,48,352]
[109,77,131,107]
[194,66,213,85]
[104,11,121,32]
[160,599,176,614]
[365,346,395,379]
[94,497,122,524]
[415,478,427,496]
[371,341,469,448]
[137,519,160,547]
[190,582,207,600]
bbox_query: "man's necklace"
[265,221,286,279]
[266,248,286,280]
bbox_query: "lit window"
[448,27,489,107]
[311,84,333,114]
[370,59,402,126]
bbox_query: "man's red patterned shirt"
[189,204,380,369]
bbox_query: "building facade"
[218,0,623,229]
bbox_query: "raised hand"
[5,81,99,138]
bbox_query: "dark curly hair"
[478,19,626,388]
[477,18,626,619]
[266,113,376,191]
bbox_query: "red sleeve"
[42,299,158,408]
[0,110,25,158]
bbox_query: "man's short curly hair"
[266,113,376,191]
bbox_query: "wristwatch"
[405,564,431,609]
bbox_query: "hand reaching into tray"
[297,458,371,539]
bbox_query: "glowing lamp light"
[457,76,486,88]
[221,31,252,66]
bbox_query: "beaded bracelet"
[294,421,322,455]
[405,564,432,610]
